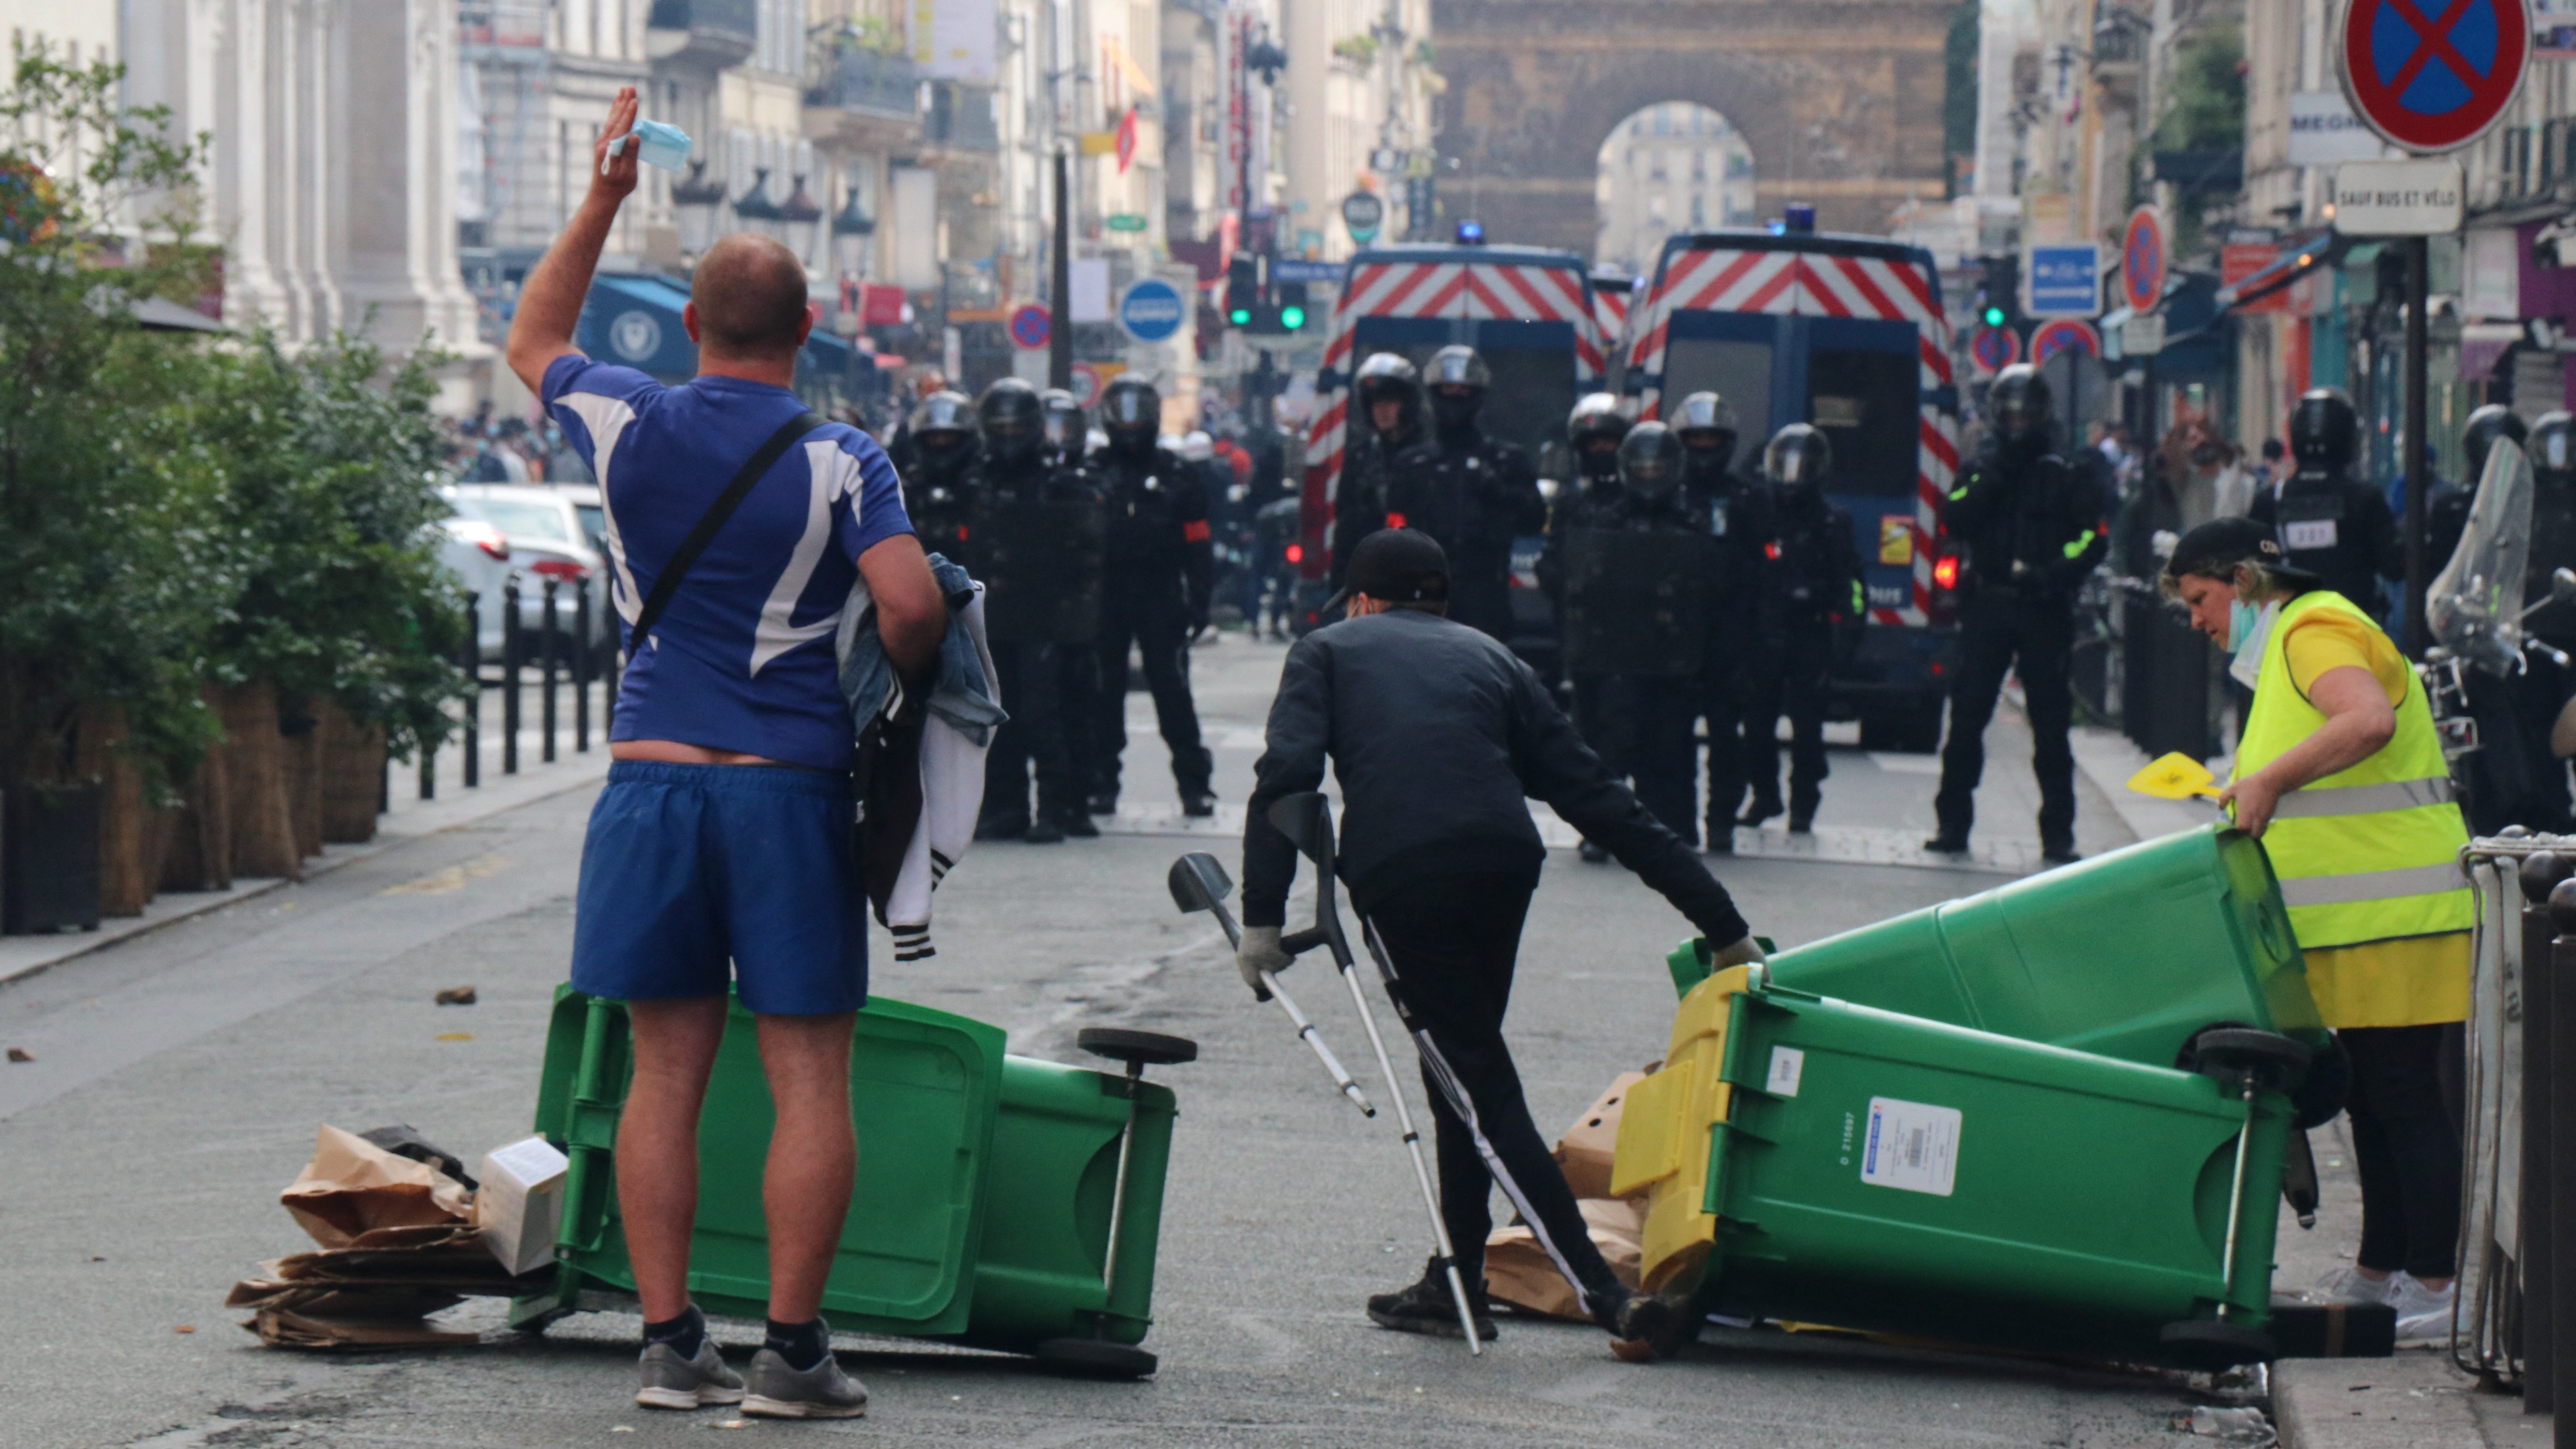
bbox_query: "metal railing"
[407,583,608,808]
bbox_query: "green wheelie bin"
[1665,826,2323,1069]
[1612,964,2305,1367]
[512,987,1185,1376]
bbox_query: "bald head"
[689,233,809,361]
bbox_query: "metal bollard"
[463,592,482,788]
[2526,853,2569,1409]
[2547,876,2576,1436]
[574,583,592,753]
[541,578,560,766]
[502,579,522,775]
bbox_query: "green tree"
[2150,21,2245,154]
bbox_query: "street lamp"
[732,167,782,243]
[832,180,875,278]
[779,173,824,268]
[671,160,726,258]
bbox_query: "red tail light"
[478,535,510,562]
[1932,554,1960,591]
[1763,541,1782,561]
[1386,510,1408,529]
[529,558,590,582]
[1285,544,1303,564]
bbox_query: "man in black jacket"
[1237,528,1761,1350]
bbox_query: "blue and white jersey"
[544,355,913,771]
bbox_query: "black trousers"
[1744,623,1834,821]
[1090,574,1212,801]
[1698,650,1763,835]
[1569,674,1697,845]
[981,639,1079,827]
[2342,1024,2462,1280]
[1933,596,2077,846]
[1365,870,1623,1312]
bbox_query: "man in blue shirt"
[506,85,944,1420]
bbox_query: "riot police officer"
[2429,403,2531,578]
[1673,390,1774,849]
[1565,391,1629,494]
[1331,352,1423,594]
[1544,420,1711,851]
[2440,405,2564,835]
[1743,425,1863,835]
[1039,388,1087,466]
[1925,365,2108,862]
[1543,394,1636,851]
[901,390,977,560]
[2249,388,2398,616]
[969,378,1107,843]
[1087,375,1218,817]
[1386,345,1547,642]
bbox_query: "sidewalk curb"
[0,752,613,990]
[2068,724,2219,844]
[2273,1354,2487,1449]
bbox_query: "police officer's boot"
[1736,793,1783,829]
[1787,789,1820,835]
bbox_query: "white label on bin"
[1860,1097,1961,1197]
[1766,1046,1804,1098]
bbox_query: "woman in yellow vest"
[2162,517,2470,1341]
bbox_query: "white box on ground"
[2332,158,2464,237]
[475,1136,569,1277]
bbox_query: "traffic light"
[1978,253,2023,329]
[1276,281,1309,332]
[1225,255,1259,327]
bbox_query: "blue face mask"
[2227,598,2257,652]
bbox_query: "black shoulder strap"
[629,410,827,645]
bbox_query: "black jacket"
[2248,468,2398,612]
[1941,441,2110,602]
[1769,486,1865,630]
[1094,443,1215,618]
[1242,608,1751,941]
[1330,426,1414,592]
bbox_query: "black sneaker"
[1578,840,1613,864]
[1086,793,1119,816]
[1922,832,1970,854]
[1181,790,1218,818]
[2041,843,2083,866]
[1594,1284,1694,1362]
[1367,1257,1497,1341]
[1703,825,1734,856]
[1736,798,1783,829]
[1023,818,1066,844]
[1052,811,1100,839]
[1786,813,1814,835]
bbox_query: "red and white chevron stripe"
[1298,253,1609,578]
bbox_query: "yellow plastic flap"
[1609,1059,1693,1197]
[1625,966,1755,1291]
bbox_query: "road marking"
[378,853,512,895]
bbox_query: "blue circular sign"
[1009,304,1051,350]
[2340,0,2531,153]
[1970,323,2020,375]
[1118,277,1187,344]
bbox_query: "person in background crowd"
[2256,437,2287,499]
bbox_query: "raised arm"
[506,86,639,394]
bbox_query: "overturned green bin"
[1668,825,2322,1068]
[510,987,1184,1377]
[1613,965,2303,1367]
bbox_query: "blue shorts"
[570,761,866,1015]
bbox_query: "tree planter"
[319,704,384,844]
[2,780,103,934]
[219,682,301,880]
[73,707,158,916]
[159,688,235,894]
[279,695,324,860]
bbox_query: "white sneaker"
[2303,1266,2395,1306]
[2387,1272,2457,1343]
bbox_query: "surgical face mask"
[2227,598,2280,690]
[603,119,692,174]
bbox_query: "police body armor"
[973,469,1106,644]
[1098,448,1193,568]
[1558,522,1710,676]
[1387,437,1534,586]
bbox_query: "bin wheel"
[2159,1318,2276,1369]
[2180,1026,2312,1088]
[1033,1336,1159,1379]
[1077,1027,1199,1068]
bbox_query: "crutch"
[1264,793,1485,1353]
[1167,853,1373,1118]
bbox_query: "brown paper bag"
[1552,1071,1648,1201]
[1483,1199,1649,1321]
[279,1125,471,1249]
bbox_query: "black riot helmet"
[1423,344,1490,431]
[1986,364,2053,448]
[2532,410,2576,480]
[1098,376,1162,455]
[1764,422,1833,494]
[909,390,977,473]
[976,377,1045,465]
[1567,392,1631,484]
[1039,388,1086,459]
[1617,422,1686,504]
[1354,352,1422,440]
[1672,390,1739,478]
[2289,388,2360,473]
[2463,403,2530,486]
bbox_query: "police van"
[1294,243,1613,667]
[1621,223,1963,751]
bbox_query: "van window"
[1664,337,1773,439]
[1806,346,1918,497]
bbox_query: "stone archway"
[1595,103,1759,276]
[1431,0,1955,258]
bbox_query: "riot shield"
[977,496,1108,644]
[1559,529,1709,676]
[2430,440,2535,677]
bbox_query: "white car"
[435,512,514,660]
[446,484,617,659]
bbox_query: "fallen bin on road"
[508,987,1180,1376]
[1612,965,2302,1367]
[1665,825,2323,1069]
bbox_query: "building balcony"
[922,83,1000,155]
[646,0,755,72]
[807,50,917,121]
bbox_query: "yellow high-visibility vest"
[2233,590,2471,954]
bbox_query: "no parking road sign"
[1008,304,1051,351]
[2030,319,2102,365]
[1969,323,2022,377]
[2339,0,2533,154]
[2120,207,2168,313]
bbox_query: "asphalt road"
[0,633,2248,1448]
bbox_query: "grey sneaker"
[742,1346,869,1419]
[635,1339,745,1410]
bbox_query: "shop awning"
[577,273,698,380]
[2213,230,2342,313]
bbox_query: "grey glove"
[1237,925,1292,1001]
[1708,934,1768,969]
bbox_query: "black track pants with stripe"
[1364,869,1624,1313]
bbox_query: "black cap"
[2163,516,2324,589]
[1324,527,1450,615]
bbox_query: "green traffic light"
[1981,305,2006,327]
[1229,307,1252,325]
[1280,304,1306,330]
